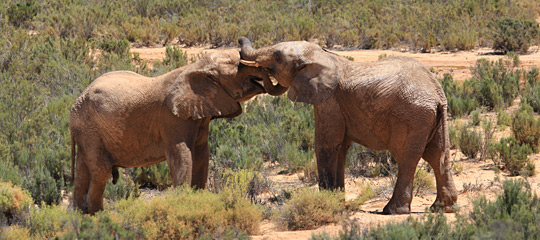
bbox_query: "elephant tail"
[431,103,449,174]
[71,132,76,185]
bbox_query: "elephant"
[69,50,286,214]
[238,37,458,214]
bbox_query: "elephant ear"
[287,51,339,105]
[165,72,241,120]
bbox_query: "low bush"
[58,213,135,240]
[110,186,262,239]
[347,143,396,178]
[0,182,32,226]
[491,17,540,53]
[497,110,512,127]
[127,162,171,190]
[439,73,478,117]
[103,169,141,201]
[413,168,435,197]
[511,103,540,153]
[26,204,81,239]
[208,168,271,203]
[344,183,375,211]
[522,67,540,113]
[495,137,535,176]
[273,188,344,231]
[472,58,521,111]
[459,128,482,159]
[6,0,38,27]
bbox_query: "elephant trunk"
[262,74,288,96]
[238,37,257,61]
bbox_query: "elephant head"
[165,51,282,120]
[239,37,341,104]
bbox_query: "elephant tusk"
[240,59,260,67]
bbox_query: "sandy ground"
[130,45,540,239]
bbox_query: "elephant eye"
[297,64,307,72]
[274,52,282,63]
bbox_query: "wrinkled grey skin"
[239,38,458,214]
[70,50,285,214]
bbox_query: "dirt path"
[131,45,540,239]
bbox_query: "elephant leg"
[336,139,352,190]
[314,98,347,190]
[86,149,113,214]
[166,141,194,187]
[191,120,210,189]
[383,142,424,214]
[86,172,110,215]
[191,141,209,189]
[423,132,458,213]
[73,153,90,213]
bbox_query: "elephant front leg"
[166,142,194,187]
[314,99,348,190]
[191,141,209,189]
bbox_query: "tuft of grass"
[413,168,435,197]
[344,183,375,211]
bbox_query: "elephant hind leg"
[422,133,458,213]
[87,173,110,215]
[73,153,90,213]
[383,141,426,214]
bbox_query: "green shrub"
[497,110,512,127]
[491,17,540,53]
[273,188,344,230]
[439,73,478,117]
[58,213,135,240]
[26,205,79,238]
[448,123,460,149]
[471,58,521,110]
[111,187,262,239]
[127,162,171,190]
[459,128,481,159]
[0,225,31,240]
[511,103,540,152]
[6,0,38,27]
[209,168,271,203]
[468,180,540,239]
[413,168,435,197]
[103,169,140,201]
[523,68,540,113]
[495,137,534,176]
[470,108,482,126]
[0,160,22,186]
[97,38,130,56]
[0,182,32,226]
[347,143,396,178]
[344,183,375,211]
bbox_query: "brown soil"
[130,45,540,240]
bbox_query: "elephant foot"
[382,201,411,215]
[430,200,456,213]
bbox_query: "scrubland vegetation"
[1,0,540,238]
